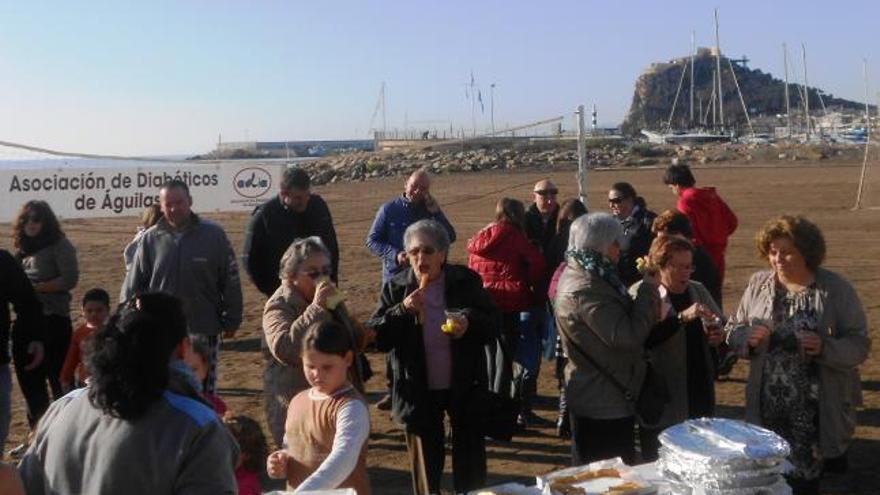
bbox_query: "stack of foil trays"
[657,418,791,494]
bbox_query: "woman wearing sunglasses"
[10,201,79,453]
[262,237,369,448]
[369,219,498,495]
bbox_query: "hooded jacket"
[467,222,546,312]
[676,186,737,278]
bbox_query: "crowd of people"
[0,163,869,495]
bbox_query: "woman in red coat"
[467,198,545,403]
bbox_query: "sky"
[0,0,877,156]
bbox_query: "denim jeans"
[0,364,12,454]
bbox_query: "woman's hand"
[800,332,823,356]
[747,325,771,348]
[313,279,335,309]
[266,450,289,479]
[705,326,724,346]
[678,303,715,323]
[402,288,425,314]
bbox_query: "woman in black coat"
[369,219,498,495]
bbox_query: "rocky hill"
[621,48,866,135]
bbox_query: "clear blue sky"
[0,0,877,155]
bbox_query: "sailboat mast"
[783,43,792,138]
[690,31,696,126]
[711,68,717,127]
[802,43,810,139]
[714,8,724,131]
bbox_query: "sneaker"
[8,441,28,459]
[375,393,392,411]
[520,410,554,428]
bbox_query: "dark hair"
[610,182,638,200]
[663,164,696,187]
[281,167,311,191]
[556,198,588,232]
[494,197,525,231]
[159,179,190,197]
[140,204,162,230]
[82,288,111,308]
[302,321,352,358]
[12,200,64,255]
[651,209,693,238]
[87,293,188,420]
[755,215,826,271]
[223,416,269,472]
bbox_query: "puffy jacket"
[677,187,737,278]
[467,222,546,312]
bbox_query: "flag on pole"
[478,90,484,113]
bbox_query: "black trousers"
[404,390,486,494]
[42,315,73,400]
[638,425,662,463]
[11,341,49,429]
[570,414,635,466]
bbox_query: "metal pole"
[576,105,588,208]
[783,44,791,138]
[490,83,496,135]
[690,31,695,126]
[802,43,810,139]
[854,58,871,210]
[715,8,724,131]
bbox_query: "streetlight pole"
[490,83,496,134]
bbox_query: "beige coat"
[554,261,660,419]
[630,280,720,429]
[262,283,334,445]
[726,269,871,458]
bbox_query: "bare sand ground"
[2,162,878,494]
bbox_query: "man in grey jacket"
[120,180,243,394]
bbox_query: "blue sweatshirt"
[365,195,456,282]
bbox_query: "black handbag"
[558,325,670,429]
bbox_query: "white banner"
[0,161,287,222]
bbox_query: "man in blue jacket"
[365,168,456,410]
[366,169,456,283]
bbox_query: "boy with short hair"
[59,288,110,392]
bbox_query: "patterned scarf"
[567,248,629,297]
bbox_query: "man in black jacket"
[517,179,560,428]
[0,249,46,455]
[242,167,340,297]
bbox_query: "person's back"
[19,386,238,495]
[677,186,737,277]
[467,221,545,312]
[18,292,239,495]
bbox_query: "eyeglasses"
[607,197,625,205]
[302,266,333,280]
[535,189,558,197]
[667,263,695,273]
[407,246,437,256]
